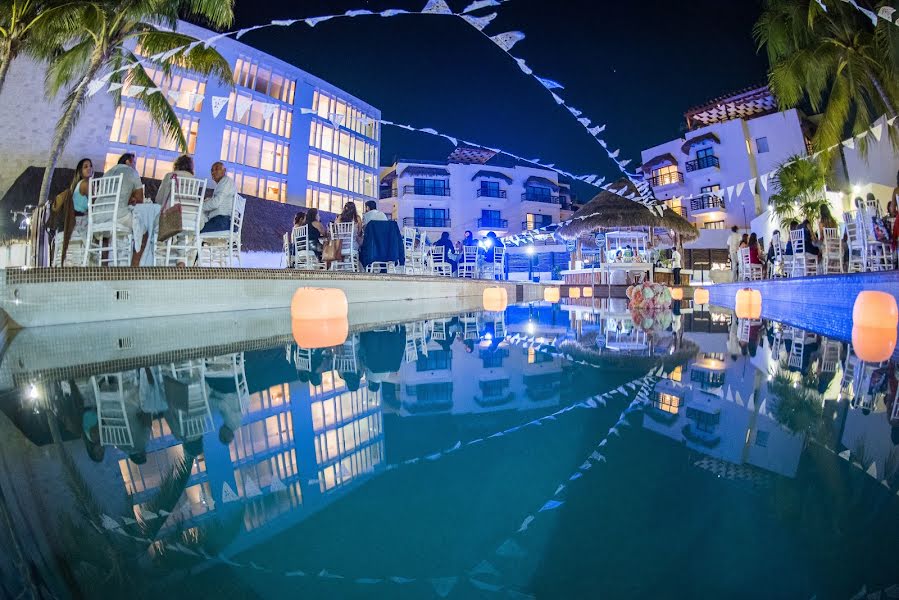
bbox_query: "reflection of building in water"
[382,315,563,417]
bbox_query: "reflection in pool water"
[1,298,898,599]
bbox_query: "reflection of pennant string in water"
[222,482,240,503]
[470,560,501,577]
[244,477,263,498]
[269,476,287,492]
[518,515,535,532]
[496,539,526,558]
[539,499,564,512]
[431,576,459,597]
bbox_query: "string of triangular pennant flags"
[824,0,899,30]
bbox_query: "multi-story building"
[640,85,811,232]
[378,147,575,242]
[0,20,380,212]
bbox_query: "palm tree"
[768,154,829,227]
[754,0,899,153]
[37,0,234,207]
[0,1,83,94]
[768,366,823,436]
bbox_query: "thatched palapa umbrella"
[557,178,698,242]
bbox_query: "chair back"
[823,227,840,253]
[739,247,751,268]
[463,245,478,262]
[428,245,448,266]
[330,221,357,253]
[293,225,311,253]
[87,174,124,226]
[230,194,246,236]
[402,227,417,251]
[789,229,805,254]
[171,176,207,234]
[493,246,506,265]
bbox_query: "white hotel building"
[0,20,381,213]
[378,146,576,242]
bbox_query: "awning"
[523,176,560,191]
[471,170,513,184]
[399,166,450,178]
[641,153,678,174]
[681,132,721,154]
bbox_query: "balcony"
[685,155,720,172]
[649,172,685,187]
[522,220,553,231]
[379,187,397,199]
[521,192,560,204]
[477,217,508,229]
[667,205,688,218]
[403,217,451,229]
[690,194,726,213]
[476,188,507,199]
[403,185,451,197]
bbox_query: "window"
[696,147,715,159]
[526,213,552,230]
[690,369,725,388]
[755,137,769,153]
[308,120,378,168]
[226,91,292,138]
[413,178,449,196]
[524,185,552,201]
[704,220,725,230]
[306,152,375,197]
[312,90,379,141]
[653,392,682,415]
[480,180,500,197]
[416,350,450,371]
[142,67,206,112]
[408,383,453,405]
[109,105,200,154]
[228,167,288,202]
[651,164,682,186]
[413,208,448,227]
[482,352,504,369]
[755,430,769,448]
[220,127,288,174]
[700,184,720,194]
[686,407,720,433]
[306,186,365,214]
[233,57,295,103]
[480,379,509,397]
[480,209,502,227]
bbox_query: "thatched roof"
[524,175,559,191]
[556,179,698,241]
[471,169,513,184]
[681,132,721,154]
[399,165,449,178]
[0,166,335,252]
[641,152,678,174]
[555,337,699,371]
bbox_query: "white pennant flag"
[748,177,757,194]
[236,25,264,39]
[567,106,582,117]
[167,90,181,104]
[608,148,620,159]
[441,134,458,146]
[588,125,605,136]
[888,116,897,127]
[234,95,252,120]
[269,476,287,492]
[878,6,896,21]
[380,9,409,16]
[222,482,239,503]
[272,18,299,26]
[538,77,564,90]
[202,33,228,49]
[858,6,878,26]
[870,123,883,142]
[842,138,855,150]
[345,9,374,17]
[760,172,769,191]
[211,95,229,118]
[550,92,564,104]
[262,102,277,122]
[515,58,532,75]
[736,181,745,197]
[490,31,525,52]
[577,117,591,127]
[305,15,335,26]
[855,131,868,140]
[463,0,499,12]
[126,85,146,97]
[107,82,123,93]
[598,139,607,148]
[87,79,106,97]
[462,12,496,30]
[726,185,734,201]
[422,0,453,15]
[299,107,315,114]
[619,159,631,168]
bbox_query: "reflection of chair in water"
[431,319,449,341]
[93,373,135,447]
[294,347,313,372]
[334,336,359,373]
[205,353,249,412]
[462,313,479,341]
[168,360,213,439]
[493,315,506,340]
[819,339,840,373]
[788,329,809,370]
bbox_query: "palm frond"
[125,58,188,150]
[179,0,235,29]
[44,36,94,96]
[130,28,232,84]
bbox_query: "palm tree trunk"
[36,57,104,207]
[866,69,897,118]
[0,40,13,97]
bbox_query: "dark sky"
[232,0,768,189]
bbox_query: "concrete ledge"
[0,267,544,328]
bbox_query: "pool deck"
[0,267,543,328]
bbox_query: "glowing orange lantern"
[483,287,508,312]
[291,287,348,321]
[852,291,898,330]
[582,287,593,298]
[693,288,709,306]
[569,287,581,299]
[852,325,897,363]
[292,317,349,349]
[734,288,762,320]
[544,287,560,303]
[670,287,684,301]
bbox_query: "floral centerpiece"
[626,282,674,332]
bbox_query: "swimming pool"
[0,297,897,599]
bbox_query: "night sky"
[232,0,768,192]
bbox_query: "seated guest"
[362,199,388,226]
[305,208,328,259]
[800,219,820,255]
[766,229,782,262]
[201,161,235,233]
[55,158,93,264]
[103,153,146,266]
[287,212,306,261]
[337,201,363,244]
[155,154,195,206]
[433,231,457,273]
[748,232,762,264]
[483,231,504,262]
[784,221,800,255]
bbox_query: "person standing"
[726,225,741,278]
[671,246,682,285]
[202,162,235,233]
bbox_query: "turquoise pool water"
[1,299,898,599]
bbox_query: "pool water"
[1,299,898,599]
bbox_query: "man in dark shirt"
[433,231,457,274]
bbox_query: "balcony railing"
[649,172,685,187]
[403,185,451,197]
[477,217,508,229]
[690,194,726,212]
[476,188,507,199]
[403,217,451,228]
[521,192,560,204]
[685,155,720,172]
[522,221,553,231]
[667,205,688,218]
[379,187,397,199]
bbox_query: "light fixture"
[852,326,896,363]
[569,287,581,299]
[582,287,593,298]
[292,317,349,349]
[291,287,348,321]
[525,246,536,256]
[734,288,762,320]
[483,287,508,312]
[544,287,560,303]
[670,287,684,301]
[694,287,709,305]
[852,291,898,330]
[526,321,536,335]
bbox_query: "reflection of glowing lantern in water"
[544,287,560,303]
[670,287,683,301]
[483,287,508,312]
[292,317,349,349]
[852,291,898,362]
[291,287,348,320]
[582,287,593,298]
[693,288,709,306]
[569,287,581,299]
[734,288,762,320]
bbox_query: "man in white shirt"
[726,225,741,277]
[362,200,388,226]
[102,153,146,265]
[671,247,682,284]
[202,162,235,233]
